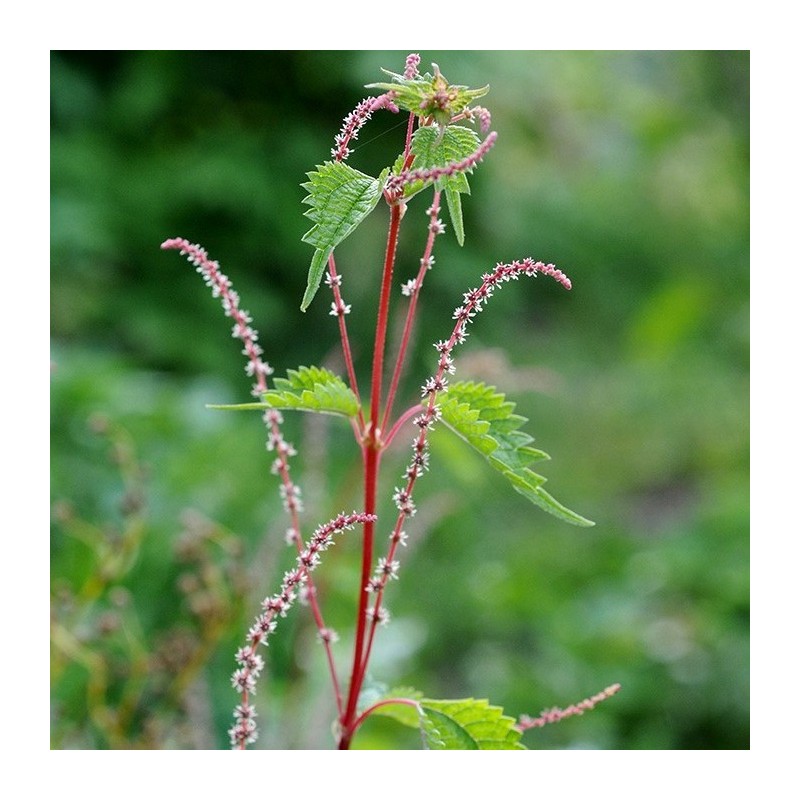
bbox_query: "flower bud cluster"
[317,627,339,644]
[400,278,417,297]
[392,486,416,517]
[329,299,352,317]
[428,215,446,236]
[268,436,297,475]
[365,556,401,596]
[365,606,391,626]
[228,511,376,749]
[278,482,303,515]
[325,271,352,317]
[161,238,274,397]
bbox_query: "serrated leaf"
[208,366,359,418]
[265,366,360,417]
[438,381,594,527]
[300,161,383,311]
[409,125,480,245]
[359,689,525,750]
[410,125,481,188]
[419,698,526,750]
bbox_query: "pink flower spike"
[385,132,498,195]
[537,262,572,291]
[469,106,492,134]
[370,93,400,114]
[227,511,376,749]
[404,53,421,79]
[516,683,621,732]
[332,97,377,162]
[161,238,272,396]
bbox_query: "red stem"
[339,202,404,747]
[368,203,403,438]
[327,253,365,431]
[381,190,442,433]
[338,113,416,749]
[349,697,421,740]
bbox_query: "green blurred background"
[50,51,749,749]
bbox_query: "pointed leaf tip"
[300,248,331,311]
[438,381,594,526]
[300,162,382,309]
[210,367,359,417]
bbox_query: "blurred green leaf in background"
[51,51,748,749]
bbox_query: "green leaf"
[359,688,526,750]
[410,125,480,189]
[300,248,331,314]
[208,366,359,418]
[419,698,526,750]
[300,161,384,311]
[438,381,594,526]
[361,686,425,729]
[445,183,465,246]
[265,366,360,417]
[409,125,481,245]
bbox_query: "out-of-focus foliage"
[51,51,748,749]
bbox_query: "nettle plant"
[162,54,619,750]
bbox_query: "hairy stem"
[381,189,442,433]
[368,203,404,439]
[327,253,365,431]
[339,202,404,747]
